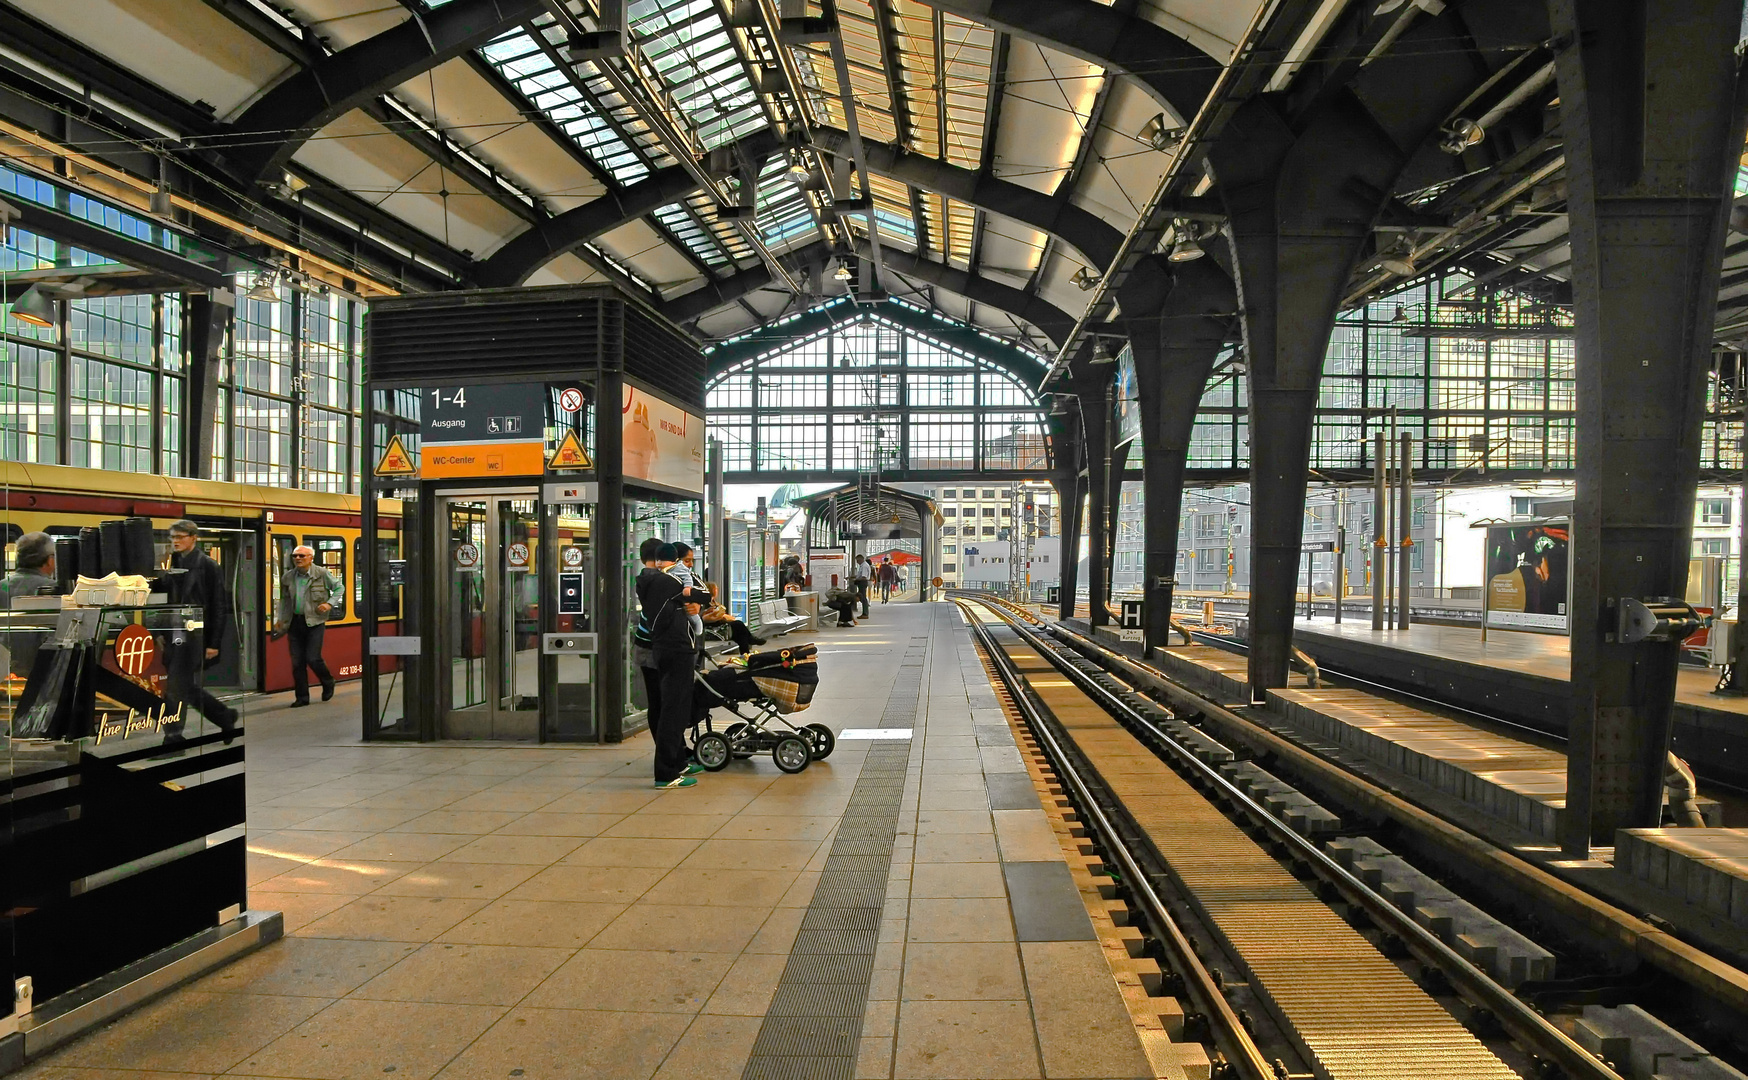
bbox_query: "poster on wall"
[623,384,705,495]
[809,551,846,589]
[1483,520,1570,633]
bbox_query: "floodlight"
[8,284,55,328]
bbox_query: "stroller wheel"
[694,732,731,772]
[804,723,836,760]
[773,735,811,774]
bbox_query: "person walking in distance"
[274,545,338,707]
[158,520,239,744]
[877,557,897,603]
[851,554,871,618]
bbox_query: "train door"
[195,524,261,692]
[434,489,541,740]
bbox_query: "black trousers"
[716,618,758,652]
[853,581,870,617]
[288,616,334,702]
[162,639,238,731]
[652,648,696,782]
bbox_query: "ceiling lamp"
[1379,247,1417,277]
[1071,266,1100,291]
[1138,113,1184,152]
[1167,220,1205,263]
[1439,118,1484,156]
[245,273,281,303]
[8,283,55,328]
[1391,304,1409,323]
[1089,342,1117,365]
[833,261,854,282]
[150,179,174,218]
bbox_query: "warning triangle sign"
[548,430,593,471]
[375,434,417,477]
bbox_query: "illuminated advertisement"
[1114,345,1141,448]
[623,384,705,495]
[1483,520,1570,634]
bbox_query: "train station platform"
[1278,618,1748,792]
[17,603,1169,1080]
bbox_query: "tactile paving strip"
[741,622,929,1080]
[989,628,1519,1080]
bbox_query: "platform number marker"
[558,386,585,413]
[1119,600,1144,630]
[548,429,593,470]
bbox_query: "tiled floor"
[18,602,1153,1080]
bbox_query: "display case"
[0,602,277,1070]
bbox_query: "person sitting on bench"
[701,582,765,654]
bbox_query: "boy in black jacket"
[636,542,708,787]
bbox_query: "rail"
[958,594,1622,1080]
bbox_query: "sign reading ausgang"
[421,382,546,479]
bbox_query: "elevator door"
[436,491,541,740]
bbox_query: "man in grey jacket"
[273,545,337,707]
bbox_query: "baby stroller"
[691,643,834,774]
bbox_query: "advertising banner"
[1483,520,1570,633]
[808,550,846,589]
[623,384,705,495]
[1114,345,1141,449]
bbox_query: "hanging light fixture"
[1167,220,1205,263]
[245,272,280,303]
[1071,266,1100,291]
[1379,246,1417,277]
[8,283,55,328]
[1089,341,1117,365]
[833,261,854,282]
[1137,113,1184,152]
[1391,304,1409,323]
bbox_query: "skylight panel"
[628,0,768,151]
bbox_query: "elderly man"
[1,531,56,678]
[274,544,338,707]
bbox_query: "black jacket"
[164,547,233,653]
[635,566,700,653]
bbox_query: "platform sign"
[1119,600,1144,629]
[1047,586,1060,605]
[454,542,480,571]
[561,546,585,569]
[1482,520,1570,635]
[1302,540,1335,553]
[421,382,546,479]
[506,542,530,569]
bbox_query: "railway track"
[955,594,1626,1080]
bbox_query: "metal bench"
[755,598,810,638]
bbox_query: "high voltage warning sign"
[375,435,417,477]
[548,430,592,470]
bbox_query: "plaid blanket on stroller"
[705,644,819,714]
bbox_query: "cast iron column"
[597,366,626,742]
[1084,381,1113,628]
[1056,462,1084,621]
[1553,0,1747,854]
[1125,260,1237,651]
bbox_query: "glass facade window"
[705,306,1047,478]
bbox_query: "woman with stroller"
[634,542,709,788]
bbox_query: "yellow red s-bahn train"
[0,461,390,697]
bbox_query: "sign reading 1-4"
[422,382,545,479]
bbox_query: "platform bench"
[755,598,810,638]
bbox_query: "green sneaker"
[654,775,699,789]
[685,761,707,775]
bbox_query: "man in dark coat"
[159,520,238,741]
[636,542,708,787]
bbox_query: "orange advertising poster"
[623,384,705,494]
[423,441,547,479]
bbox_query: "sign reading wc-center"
[421,383,546,478]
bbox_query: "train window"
[306,536,347,620]
[270,534,295,626]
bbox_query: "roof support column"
[1055,463,1084,621]
[1553,0,1748,856]
[1125,262,1235,651]
[1215,100,1389,697]
[1083,379,1113,628]
[184,292,230,480]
